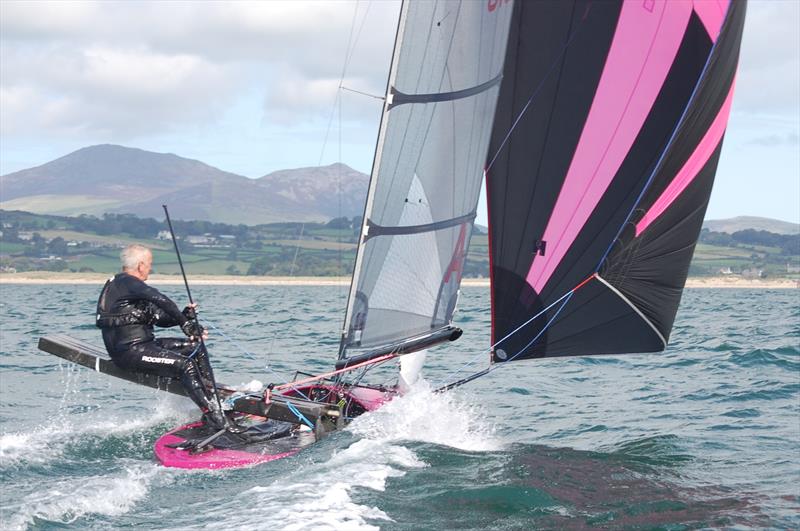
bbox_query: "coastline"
[0,272,797,289]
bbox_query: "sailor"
[95,243,231,430]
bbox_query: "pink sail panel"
[526,0,693,293]
[693,0,730,41]
[635,82,736,236]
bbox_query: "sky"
[1,0,798,226]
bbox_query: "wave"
[726,348,799,369]
[2,463,160,530]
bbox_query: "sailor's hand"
[181,320,206,341]
[182,303,198,320]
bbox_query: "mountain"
[702,216,799,235]
[0,145,369,224]
[254,164,369,221]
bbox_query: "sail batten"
[389,73,503,108]
[365,212,476,240]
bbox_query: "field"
[1,210,797,279]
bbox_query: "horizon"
[1,1,798,227]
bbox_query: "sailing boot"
[179,353,246,434]
[200,404,228,431]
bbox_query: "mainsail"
[486,0,746,362]
[339,1,513,362]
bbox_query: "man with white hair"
[95,243,232,431]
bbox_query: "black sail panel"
[486,1,746,362]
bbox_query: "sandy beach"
[0,272,797,289]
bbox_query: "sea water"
[0,284,797,529]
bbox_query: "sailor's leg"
[119,341,238,432]
[155,337,215,387]
[152,337,196,356]
[118,342,216,415]
[149,339,234,430]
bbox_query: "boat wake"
[0,394,188,469]
[202,440,420,530]
[178,381,502,530]
[348,381,504,452]
[0,387,190,529]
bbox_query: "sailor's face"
[138,252,153,280]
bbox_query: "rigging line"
[433,287,569,388]
[341,0,373,84]
[485,8,589,172]
[274,353,394,391]
[317,0,364,167]
[286,402,315,429]
[265,222,305,362]
[203,318,312,400]
[504,292,574,364]
[338,80,343,297]
[338,0,362,90]
[434,274,595,390]
[595,2,734,271]
[340,85,385,100]
[436,292,576,393]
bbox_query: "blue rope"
[287,402,315,429]
[502,292,574,365]
[435,283,580,389]
[186,343,202,360]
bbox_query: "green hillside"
[703,216,799,235]
[1,210,798,279]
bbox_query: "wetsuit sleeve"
[153,306,181,328]
[126,278,187,327]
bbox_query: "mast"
[339,1,409,360]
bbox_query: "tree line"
[699,228,799,256]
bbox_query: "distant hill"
[254,164,369,221]
[702,216,799,235]
[0,145,368,224]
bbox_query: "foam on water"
[170,383,494,530]
[348,381,504,452]
[203,382,502,529]
[3,462,162,530]
[177,439,423,530]
[0,392,189,469]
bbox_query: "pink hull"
[155,385,393,469]
[154,422,298,470]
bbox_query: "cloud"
[0,1,399,140]
[0,43,236,138]
[734,1,800,116]
[746,130,799,147]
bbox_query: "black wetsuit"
[95,272,213,412]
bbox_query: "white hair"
[120,244,151,270]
